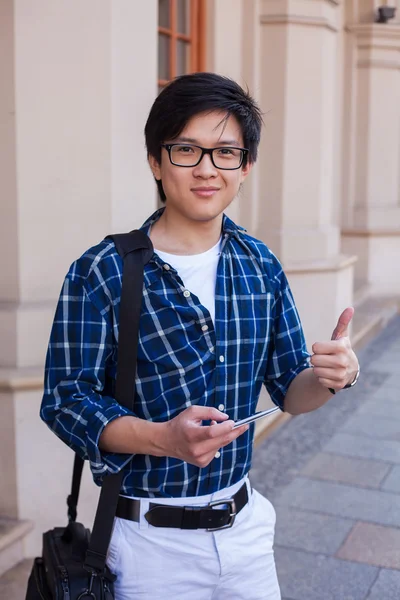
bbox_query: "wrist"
[147,420,171,458]
[344,365,360,389]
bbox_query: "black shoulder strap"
[65,229,153,574]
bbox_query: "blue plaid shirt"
[41,208,310,498]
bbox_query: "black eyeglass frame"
[161,143,249,170]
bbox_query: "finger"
[331,307,354,341]
[313,367,347,382]
[207,420,235,439]
[311,354,347,368]
[210,420,217,426]
[189,405,229,423]
[199,423,249,454]
[312,339,348,355]
[199,426,250,465]
[222,423,250,444]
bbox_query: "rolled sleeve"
[40,275,138,479]
[264,272,311,410]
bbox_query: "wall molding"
[347,23,400,42]
[284,254,357,275]
[260,14,338,32]
[357,59,400,70]
[0,368,43,392]
[342,229,400,238]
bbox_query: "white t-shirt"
[155,237,222,324]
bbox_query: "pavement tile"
[323,433,400,464]
[355,400,400,421]
[301,452,391,489]
[275,547,378,600]
[342,413,400,442]
[274,506,354,555]
[366,569,400,600]
[367,360,400,374]
[0,560,32,600]
[337,522,400,569]
[381,466,400,493]
[275,477,400,527]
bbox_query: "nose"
[192,152,218,178]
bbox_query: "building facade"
[1,0,399,557]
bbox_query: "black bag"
[26,230,154,600]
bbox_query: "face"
[149,111,252,225]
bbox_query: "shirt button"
[201,325,209,332]
[183,290,191,298]
[163,264,170,271]
[218,404,225,411]
[219,355,225,363]
[215,451,221,459]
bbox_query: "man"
[41,73,359,599]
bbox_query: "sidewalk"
[251,314,400,600]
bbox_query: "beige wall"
[0,0,158,556]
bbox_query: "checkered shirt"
[40,208,310,498]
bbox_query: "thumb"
[331,307,355,341]
[190,405,229,422]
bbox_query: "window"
[158,0,206,92]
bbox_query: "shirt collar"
[140,207,247,237]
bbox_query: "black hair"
[144,72,263,202]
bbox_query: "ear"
[240,160,253,183]
[148,154,162,181]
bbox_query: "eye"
[218,148,235,155]
[176,145,195,153]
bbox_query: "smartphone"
[233,406,280,428]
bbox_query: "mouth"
[191,187,220,198]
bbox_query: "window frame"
[158,0,207,88]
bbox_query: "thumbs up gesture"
[310,307,360,393]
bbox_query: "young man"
[41,73,359,599]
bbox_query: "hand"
[161,405,249,468]
[310,307,359,393]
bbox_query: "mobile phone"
[233,406,280,428]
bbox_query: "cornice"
[347,23,400,40]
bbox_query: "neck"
[150,207,223,255]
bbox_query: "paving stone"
[367,360,400,374]
[275,477,400,527]
[0,559,32,600]
[381,466,400,493]
[274,506,354,555]
[324,433,400,464]
[366,569,400,600]
[301,452,391,489]
[275,546,378,600]
[342,413,400,442]
[337,522,400,569]
[356,399,400,421]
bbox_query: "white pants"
[107,478,281,599]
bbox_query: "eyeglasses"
[161,144,248,170]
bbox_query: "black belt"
[116,482,249,531]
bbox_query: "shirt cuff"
[267,360,311,411]
[84,400,138,477]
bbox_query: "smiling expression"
[149,111,252,225]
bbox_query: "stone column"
[341,10,400,293]
[0,0,158,555]
[256,0,356,344]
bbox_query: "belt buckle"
[206,498,237,531]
